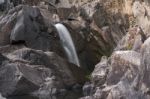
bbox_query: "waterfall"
[0,0,4,4]
[55,23,80,66]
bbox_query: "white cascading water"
[55,23,80,66]
[0,0,4,4]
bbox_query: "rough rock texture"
[0,48,86,97]
[81,50,144,99]
[107,51,141,85]
[106,81,147,99]
[141,37,150,92]
[0,5,65,57]
[91,56,109,87]
[132,1,150,37]
[0,0,132,71]
[1,0,150,99]
[0,5,18,45]
[115,26,144,52]
[60,0,131,70]
[10,6,64,55]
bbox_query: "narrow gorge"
[0,0,150,99]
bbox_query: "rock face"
[1,0,150,99]
[61,0,130,70]
[0,0,130,71]
[0,48,86,97]
[132,1,150,37]
[107,51,141,85]
[10,6,64,54]
[106,81,146,99]
[115,26,143,52]
[141,37,150,91]
[91,56,109,87]
[81,50,147,99]
[0,5,65,57]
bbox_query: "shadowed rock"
[91,56,109,87]
[0,48,86,97]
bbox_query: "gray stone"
[0,63,40,96]
[106,81,147,99]
[107,51,140,85]
[0,48,86,96]
[91,56,109,86]
[83,82,95,96]
[141,37,150,90]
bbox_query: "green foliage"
[85,74,91,80]
[84,70,92,81]
[127,43,132,50]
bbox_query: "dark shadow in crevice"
[11,40,27,46]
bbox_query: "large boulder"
[81,49,147,99]
[141,37,150,91]
[0,48,86,97]
[0,5,66,57]
[106,51,141,86]
[106,81,147,99]
[80,50,143,99]
[83,80,147,99]
[0,62,41,96]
